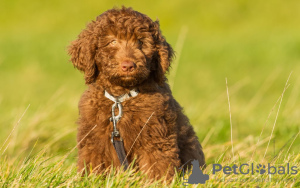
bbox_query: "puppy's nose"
[121,61,136,72]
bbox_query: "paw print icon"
[256,164,266,174]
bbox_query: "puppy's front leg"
[136,133,180,181]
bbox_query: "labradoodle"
[68,7,205,180]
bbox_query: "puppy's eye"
[110,40,117,46]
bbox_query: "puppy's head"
[68,7,174,87]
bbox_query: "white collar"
[104,89,139,103]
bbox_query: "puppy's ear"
[68,22,99,84]
[153,20,175,85]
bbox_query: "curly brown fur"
[68,7,205,180]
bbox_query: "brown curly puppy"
[68,7,205,180]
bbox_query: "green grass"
[1,0,300,187]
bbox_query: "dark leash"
[105,90,139,170]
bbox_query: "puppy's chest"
[95,96,160,131]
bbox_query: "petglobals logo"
[180,160,210,186]
[212,163,298,175]
[180,161,298,186]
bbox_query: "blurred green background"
[1,0,299,162]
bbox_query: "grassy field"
[0,0,300,187]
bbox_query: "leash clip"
[110,102,123,143]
